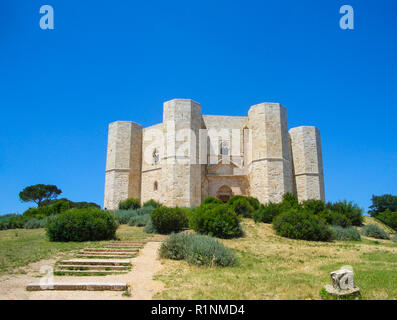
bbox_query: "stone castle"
[104,99,325,210]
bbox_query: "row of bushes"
[0,199,101,231]
[253,196,363,228]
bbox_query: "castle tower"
[162,99,202,207]
[289,126,325,202]
[104,121,142,210]
[247,103,293,204]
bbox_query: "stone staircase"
[26,237,166,292]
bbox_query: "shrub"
[189,204,242,239]
[281,193,300,210]
[253,202,282,223]
[329,226,361,241]
[46,208,117,242]
[128,214,150,227]
[361,224,390,240]
[143,217,158,234]
[142,199,161,208]
[376,210,397,231]
[326,201,363,226]
[0,214,28,229]
[150,207,189,234]
[247,197,260,210]
[393,234,397,243]
[23,200,70,219]
[42,198,101,209]
[118,198,141,210]
[24,216,52,229]
[113,210,138,224]
[202,197,223,206]
[273,210,332,242]
[159,233,237,267]
[319,211,352,228]
[227,195,246,206]
[301,199,327,215]
[230,198,255,218]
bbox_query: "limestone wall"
[289,126,325,201]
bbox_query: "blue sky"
[1,0,396,214]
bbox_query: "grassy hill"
[154,217,397,300]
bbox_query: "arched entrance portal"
[216,185,233,203]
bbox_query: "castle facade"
[104,99,324,210]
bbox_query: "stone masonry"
[104,99,325,209]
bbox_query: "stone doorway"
[216,185,233,203]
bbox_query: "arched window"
[219,140,229,156]
[154,181,158,191]
[152,148,159,164]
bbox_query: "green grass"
[0,225,153,275]
[154,218,397,300]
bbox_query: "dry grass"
[0,225,153,275]
[154,217,397,300]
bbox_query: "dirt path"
[0,242,164,300]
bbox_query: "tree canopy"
[368,194,397,216]
[19,184,62,207]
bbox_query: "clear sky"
[1,0,396,214]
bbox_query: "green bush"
[329,226,361,241]
[319,211,352,228]
[202,197,223,206]
[301,199,327,215]
[150,207,189,234]
[227,195,246,206]
[113,206,155,225]
[189,204,242,239]
[143,199,161,208]
[128,214,150,227]
[326,201,363,226]
[281,193,300,210]
[392,234,397,243]
[113,210,137,224]
[118,198,141,210]
[376,210,397,231]
[273,210,332,242]
[42,198,101,209]
[23,200,70,219]
[46,208,117,242]
[143,217,158,234]
[159,232,237,267]
[0,214,28,229]
[247,197,260,210]
[230,198,255,218]
[24,216,52,229]
[253,202,282,223]
[361,224,390,240]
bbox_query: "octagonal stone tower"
[104,121,142,210]
[161,99,203,207]
[247,103,293,204]
[289,126,325,201]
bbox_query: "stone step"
[80,250,138,255]
[76,254,136,259]
[60,259,131,266]
[108,241,147,245]
[56,264,130,271]
[55,269,128,275]
[26,282,128,291]
[83,248,139,253]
